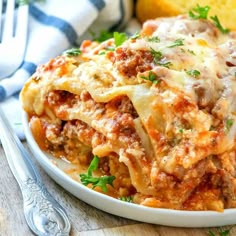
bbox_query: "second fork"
[0,0,28,79]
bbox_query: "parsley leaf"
[113,32,128,47]
[150,47,163,64]
[158,61,172,68]
[181,48,196,55]
[91,30,113,42]
[210,16,230,34]
[140,71,159,84]
[63,48,82,57]
[88,155,99,176]
[98,46,115,55]
[93,176,116,192]
[119,196,133,203]
[179,129,184,134]
[79,156,115,192]
[186,69,201,78]
[168,39,184,48]
[189,4,230,34]
[150,47,172,68]
[189,4,210,19]
[130,31,141,40]
[187,49,196,55]
[225,118,234,131]
[104,46,115,51]
[147,36,160,43]
[98,51,106,55]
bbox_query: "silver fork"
[0,106,71,235]
[0,0,28,79]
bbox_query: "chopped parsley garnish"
[179,129,184,134]
[225,118,234,131]
[181,48,196,55]
[119,196,133,203]
[158,61,172,68]
[98,51,106,55]
[147,36,160,43]
[167,38,184,48]
[150,47,163,63]
[149,47,172,68]
[63,48,82,57]
[98,46,115,55]
[150,48,162,60]
[189,4,210,19]
[140,71,159,84]
[186,69,201,78]
[130,31,141,40]
[113,32,128,47]
[90,30,113,42]
[189,5,230,34]
[79,156,115,192]
[210,16,230,34]
[105,46,115,51]
[187,49,196,55]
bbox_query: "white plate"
[22,111,236,228]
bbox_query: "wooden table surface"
[0,143,235,236]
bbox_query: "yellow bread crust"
[136,0,179,22]
[136,0,236,30]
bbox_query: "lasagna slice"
[20,15,236,211]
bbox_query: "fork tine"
[15,4,28,42]
[2,0,15,42]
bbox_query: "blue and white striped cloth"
[0,0,140,139]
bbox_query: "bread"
[136,0,236,30]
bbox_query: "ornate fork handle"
[0,107,71,236]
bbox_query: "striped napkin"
[0,0,138,139]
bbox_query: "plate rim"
[22,111,236,228]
